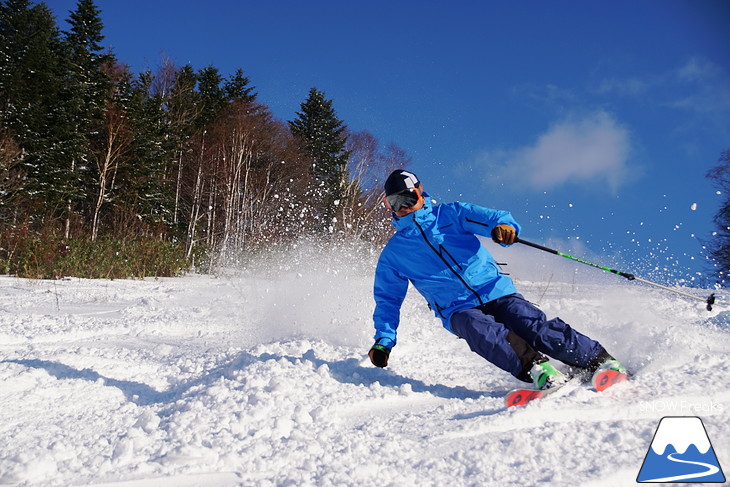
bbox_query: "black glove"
[368,344,390,368]
[491,224,517,245]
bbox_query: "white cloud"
[670,58,730,115]
[595,58,730,115]
[481,111,633,192]
[677,57,718,82]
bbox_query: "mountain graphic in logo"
[637,416,726,483]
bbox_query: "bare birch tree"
[340,130,411,242]
[91,98,132,241]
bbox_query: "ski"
[504,384,564,408]
[505,368,629,407]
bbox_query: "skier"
[368,169,626,391]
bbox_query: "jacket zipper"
[413,218,484,306]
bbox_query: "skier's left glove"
[491,224,517,245]
[368,344,390,368]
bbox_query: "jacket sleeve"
[454,202,522,245]
[372,252,409,349]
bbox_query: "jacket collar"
[391,193,435,233]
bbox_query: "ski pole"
[514,237,716,311]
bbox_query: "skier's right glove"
[368,344,390,368]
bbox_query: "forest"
[2,1,728,283]
[0,0,408,278]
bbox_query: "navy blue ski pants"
[450,293,604,382]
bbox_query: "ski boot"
[529,360,568,391]
[506,355,628,407]
[504,361,568,407]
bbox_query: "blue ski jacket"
[372,198,522,349]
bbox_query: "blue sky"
[47,0,730,285]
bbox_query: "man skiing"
[368,169,626,392]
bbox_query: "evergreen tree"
[0,0,60,134]
[166,64,199,143]
[164,64,199,230]
[114,69,175,232]
[707,149,730,285]
[196,65,226,129]
[0,0,71,216]
[61,0,112,234]
[289,87,350,230]
[224,68,257,103]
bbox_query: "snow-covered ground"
[0,242,728,486]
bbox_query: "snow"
[0,243,728,487]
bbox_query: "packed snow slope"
[0,242,728,487]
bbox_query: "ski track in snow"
[0,248,728,487]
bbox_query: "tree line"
[707,149,730,285]
[4,0,724,284]
[0,0,408,277]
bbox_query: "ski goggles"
[384,187,421,212]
